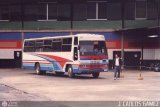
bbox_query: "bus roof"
[24,33,105,41]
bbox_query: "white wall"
[0,49,21,59]
[108,49,141,60]
[143,49,155,60]
[108,49,120,60]
[155,49,160,59]
[108,49,160,60]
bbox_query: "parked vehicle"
[154,63,160,72]
[150,63,155,70]
[23,34,109,78]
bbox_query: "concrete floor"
[0,69,160,101]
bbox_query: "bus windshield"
[79,41,107,56]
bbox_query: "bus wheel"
[35,63,43,75]
[92,72,100,78]
[67,65,75,78]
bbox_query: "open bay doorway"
[113,51,141,69]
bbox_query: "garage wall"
[0,32,22,68]
[143,49,155,60]
[22,32,160,67]
[155,49,160,59]
[141,49,160,68]
[0,49,16,59]
[0,32,22,59]
[24,32,70,39]
[0,31,159,68]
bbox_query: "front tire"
[35,63,44,75]
[92,72,100,78]
[67,65,75,78]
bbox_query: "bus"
[23,34,108,78]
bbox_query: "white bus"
[23,34,108,78]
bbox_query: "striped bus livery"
[23,34,109,78]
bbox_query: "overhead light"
[148,35,158,38]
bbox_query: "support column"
[121,0,125,69]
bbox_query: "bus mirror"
[78,45,80,50]
[74,47,78,61]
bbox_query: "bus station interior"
[0,0,159,70]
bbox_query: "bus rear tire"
[67,65,75,78]
[92,72,100,78]
[35,63,44,75]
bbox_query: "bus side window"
[63,38,72,44]
[62,38,72,52]
[35,40,43,52]
[74,37,78,45]
[52,41,62,52]
[24,41,35,52]
[43,40,53,52]
[74,47,78,61]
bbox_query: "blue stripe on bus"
[23,63,54,71]
[23,53,63,71]
[23,63,34,70]
[34,54,62,71]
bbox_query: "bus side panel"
[37,52,73,72]
[23,52,74,72]
[23,52,54,71]
[22,53,36,70]
[23,62,54,71]
[23,62,35,70]
[39,63,54,71]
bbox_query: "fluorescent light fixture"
[148,35,158,38]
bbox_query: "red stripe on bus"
[38,54,72,67]
[80,56,107,60]
[79,64,108,69]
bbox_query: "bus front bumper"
[73,68,108,74]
